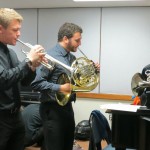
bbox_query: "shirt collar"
[56,43,69,57]
[0,41,9,53]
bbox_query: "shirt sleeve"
[31,66,60,92]
[0,60,35,90]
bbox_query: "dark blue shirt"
[31,43,76,103]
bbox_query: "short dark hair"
[58,22,83,42]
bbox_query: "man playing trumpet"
[0,8,46,150]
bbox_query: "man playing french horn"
[31,22,100,150]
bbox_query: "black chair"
[88,110,112,150]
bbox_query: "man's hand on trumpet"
[26,45,48,69]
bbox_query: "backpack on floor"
[74,120,90,140]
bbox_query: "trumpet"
[17,39,99,106]
[17,39,73,72]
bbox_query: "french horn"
[131,72,150,96]
[56,57,99,106]
[17,39,99,106]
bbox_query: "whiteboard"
[100,7,150,95]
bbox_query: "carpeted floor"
[77,140,108,150]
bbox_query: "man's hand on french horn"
[60,83,72,95]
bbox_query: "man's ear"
[63,36,69,43]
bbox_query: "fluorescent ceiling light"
[73,0,142,1]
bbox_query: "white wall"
[72,98,132,126]
[100,7,150,95]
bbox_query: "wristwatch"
[25,57,32,67]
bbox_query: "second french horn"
[131,72,150,96]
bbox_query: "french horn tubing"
[17,39,99,106]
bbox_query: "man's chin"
[72,48,77,52]
[11,41,17,46]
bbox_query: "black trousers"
[24,134,45,149]
[40,102,75,150]
[0,110,25,150]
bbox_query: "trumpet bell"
[131,73,144,96]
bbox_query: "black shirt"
[0,42,36,110]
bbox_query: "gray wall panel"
[100,7,150,95]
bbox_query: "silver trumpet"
[17,39,99,106]
[17,39,74,72]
